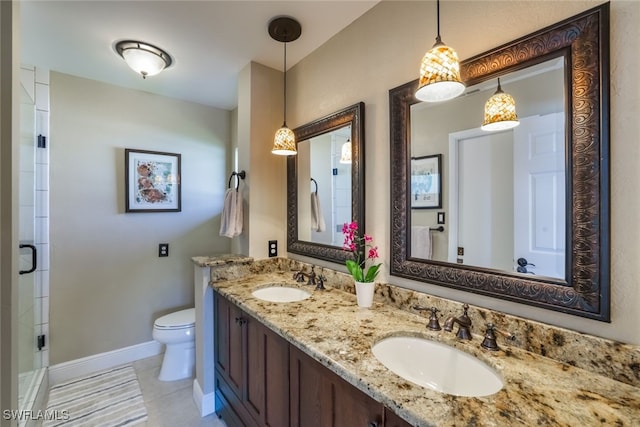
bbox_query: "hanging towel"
[411,226,432,260]
[310,192,326,232]
[219,188,243,238]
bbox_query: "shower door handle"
[19,244,37,275]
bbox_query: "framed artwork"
[125,149,181,212]
[410,154,442,209]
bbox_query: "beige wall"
[1,0,20,414]
[286,1,640,345]
[49,73,231,364]
[236,62,288,259]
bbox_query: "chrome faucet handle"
[481,323,515,351]
[316,274,326,290]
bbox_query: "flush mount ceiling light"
[340,139,352,164]
[269,16,301,156]
[114,40,173,79]
[481,78,520,131]
[415,0,465,103]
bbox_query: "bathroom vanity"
[193,256,640,427]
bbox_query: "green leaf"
[345,260,364,281]
[364,264,381,282]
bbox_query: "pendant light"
[269,17,301,156]
[114,40,173,79]
[339,139,352,164]
[415,0,465,103]
[481,78,520,131]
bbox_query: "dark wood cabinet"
[289,344,383,427]
[384,408,414,427]
[214,292,289,427]
[214,290,414,427]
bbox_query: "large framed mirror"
[288,102,365,263]
[390,4,610,321]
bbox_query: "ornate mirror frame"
[389,4,610,321]
[287,102,365,263]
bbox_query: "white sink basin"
[372,336,503,397]
[252,286,311,303]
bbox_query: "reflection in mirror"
[410,58,566,280]
[390,4,610,321]
[297,125,352,246]
[288,102,365,263]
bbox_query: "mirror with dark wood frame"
[288,102,365,263]
[389,4,610,321]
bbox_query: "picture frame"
[125,149,181,212]
[410,154,442,209]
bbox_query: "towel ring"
[228,170,246,190]
[310,177,318,194]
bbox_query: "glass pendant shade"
[115,41,172,79]
[481,80,520,131]
[416,41,465,103]
[272,125,297,155]
[339,140,352,164]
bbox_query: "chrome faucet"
[443,303,472,340]
[293,266,317,287]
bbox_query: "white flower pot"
[355,281,375,308]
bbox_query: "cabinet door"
[215,292,289,427]
[384,407,414,427]
[214,292,244,397]
[246,316,290,427]
[290,345,382,427]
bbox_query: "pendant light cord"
[435,0,442,44]
[283,41,287,127]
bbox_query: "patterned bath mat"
[44,364,148,427]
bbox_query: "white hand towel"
[411,226,432,260]
[310,192,326,232]
[219,188,243,238]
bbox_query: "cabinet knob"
[368,422,379,427]
[234,317,246,325]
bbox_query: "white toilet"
[152,307,196,381]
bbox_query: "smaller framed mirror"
[287,102,365,263]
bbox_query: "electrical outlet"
[268,240,277,257]
[159,243,169,257]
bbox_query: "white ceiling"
[20,1,379,111]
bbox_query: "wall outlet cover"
[159,243,169,257]
[268,240,277,257]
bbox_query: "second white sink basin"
[372,336,503,397]
[252,285,311,303]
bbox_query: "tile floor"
[131,354,227,427]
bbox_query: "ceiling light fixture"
[115,40,173,79]
[269,16,301,156]
[481,78,520,131]
[415,0,465,103]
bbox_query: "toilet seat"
[154,308,195,330]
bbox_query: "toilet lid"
[154,308,195,329]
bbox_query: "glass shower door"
[18,75,43,412]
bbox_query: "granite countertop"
[212,271,640,426]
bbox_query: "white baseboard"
[48,340,163,386]
[193,378,215,417]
